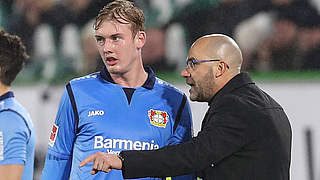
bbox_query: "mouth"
[186,78,195,94]
[105,57,118,66]
[186,79,194,87]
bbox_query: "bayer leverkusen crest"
[148,109,169,128]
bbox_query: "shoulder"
[215,94,239,105]
[213,94,248,112]
[65,72,103,94]
[214,91,268,115]
[0,110,30,133]
[0,109,24,120]
[69,72,100,86]
[0,99,30,123]
[0,98,33,128]
[154,77,185,97]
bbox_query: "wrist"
[117,152,125,170]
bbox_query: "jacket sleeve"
[41,85,77,179]
[120,95,249,178]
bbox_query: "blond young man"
[41,1,194,179]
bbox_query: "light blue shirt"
[41,68,194,180]
[0,91,35,180]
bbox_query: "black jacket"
[120,72,292,180]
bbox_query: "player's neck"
[111,65,148,88]
[0,84,10,96]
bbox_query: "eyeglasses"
[186,58,229,70]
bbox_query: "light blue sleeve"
[41,155,72,180]
[168,96,193,145]
[168,96,195,180]
[0,111,30,165]
[41,86,76,179]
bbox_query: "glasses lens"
[186,59,193,69]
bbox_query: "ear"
[215,61,228,78]
[135,31,146,49]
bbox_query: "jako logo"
[88,110,104,117]
[94,136,160,150]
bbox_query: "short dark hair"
[0,29,29,86]
[94,0,145,37]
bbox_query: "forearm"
[120,142,202,179]
[0,164,24,180]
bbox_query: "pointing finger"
[79,154,96,167]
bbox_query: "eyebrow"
[110,33,122,38]
[94,33,122,38]
[111,33,122,36]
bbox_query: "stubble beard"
[190,69,215,102]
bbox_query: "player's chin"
[106,65,122,74]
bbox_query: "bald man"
[79,34,292,180]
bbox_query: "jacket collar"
[100,66,156,89]
[0,91,14,101]
[209,72,254,106]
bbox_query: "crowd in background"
[0,0,320,83]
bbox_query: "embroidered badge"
[48,124,59,147]
[148,109,169,128]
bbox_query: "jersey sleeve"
[168,95,193,145]
[0,111,30,165]
[41,86,76,179]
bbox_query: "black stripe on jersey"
[173,94,187,133]
[66,83,80,134]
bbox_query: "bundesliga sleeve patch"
[48,124,59,147]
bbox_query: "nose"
[103,41,113,53]
[181,67,191,78]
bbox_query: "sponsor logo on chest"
[148,109,169,128]
[94,136,160,150]
[88,110,104,117]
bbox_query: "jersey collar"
[100,66,156,89]
[0,91,14,101]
